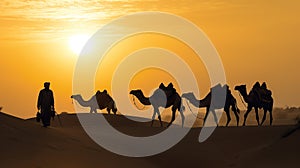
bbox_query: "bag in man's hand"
[36,112,41,122]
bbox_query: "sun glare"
[68,34,90,55]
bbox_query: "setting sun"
[68,34,90,55]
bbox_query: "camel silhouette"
[234,84,273,126]
[130,83,185,127]
[182,85,240,127]
[71,90,117,114]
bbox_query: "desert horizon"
[1,105,300,127]
[1,0,300,119]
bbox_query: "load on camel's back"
[71,90,117,114]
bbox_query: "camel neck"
[133,92,151,105]
[199,93,211,107]
[238,89,249,103]
[185,93,201,107]
[74,95,92,107]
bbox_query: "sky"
[0,0,300,119]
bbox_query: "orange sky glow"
[0,0,300,118]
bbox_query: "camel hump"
[159,82,175,90]
[96,90,108,94]
[210,83,226,94]
[95,89,114,109]
[164,83,176,91]
[261,82,272,96]
[223,84,233,98]
[251,82,272,104]
[211,83,222,91]
[251,81,261,96]
[167,83,174,89]
[253,81,261,89]
[159,83,166,89]
[158,82,176,98]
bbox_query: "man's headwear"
[44,82,50,88]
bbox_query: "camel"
[130,83,185,127]
[234,84,273,126]
[182,85,240,127]
[71,90,117,114]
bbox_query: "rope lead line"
[238,92,247,109]
[132,95,146,110]
[184,99,204,120]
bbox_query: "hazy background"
[0,0,300,119]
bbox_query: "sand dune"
[0,111,299,168]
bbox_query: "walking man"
[37,82,55,127]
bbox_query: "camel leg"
[167,108,176,127]
[154,108,163,127]
[261,108,267,126]
[203,107,210,126]
[231,102,239,126]
[254,107,260,126]
[106,102,113,114]
[157,112,163,127]
[108,101,117,115]
[204,108,219,126]
[151,110,156,127]
[179,110,185,128]
[90,107,96,113]
[212,110,219,127]
[106,108,111,115]
[233,109,239,127]
[243,107,252,126]
[269,109,273,126]
[112,106,117,115]
[225,110,231,127]
[179,101,185,128]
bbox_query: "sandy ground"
[0,111,299,168]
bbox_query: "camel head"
[129,89,151,106]
[71,94,82,105]
[181,92,201,107]
[234,85,247,95]
[71,94,81,99]
[129,89,143,97]
[181,92,195,99]
[234,85,246,91]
